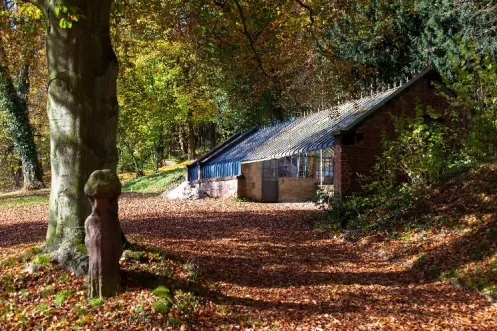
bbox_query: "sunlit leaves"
[54,4,81,29]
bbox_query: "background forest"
[0,0,495,190]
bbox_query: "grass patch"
[39,286,55,298]
[90,297,104,307]
[54,290,72,306]
[183,261,201,283]
[121,165,186,194]
[32,254,51,266]
[152,300,172,315]
[0,195,49,207]
[124,250,147,262]
[152,286,172,300]
[29,247,43,255]
[36,303,50,315]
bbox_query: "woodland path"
[1,193,496,329]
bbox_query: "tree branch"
[232,0,271,79]
[293,0,337,62]
[294,0,314,25]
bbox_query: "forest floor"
[0,192,496,330]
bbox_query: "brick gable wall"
[333,73,450,197]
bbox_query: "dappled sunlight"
[0,191,496,328]
[119,196,496,327]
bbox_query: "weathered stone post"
[84,170,123,298]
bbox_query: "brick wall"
[334,72,449,197]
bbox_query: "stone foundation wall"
[197,177,239,198]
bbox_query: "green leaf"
[59,18,73,29]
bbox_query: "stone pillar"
[84,170,123,298]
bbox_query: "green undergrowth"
[122,167,185,194]
[318,160,497,301]
[0,244,210,329]
[441,251,497,299]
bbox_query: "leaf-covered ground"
[354,161,497,303]
[0,193,496,329]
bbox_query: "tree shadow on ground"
[0,221,47,247]
[121,247,481,325]
[122,267,363,315]
[412,215,497,279]
[409,163,497,278]
[121,209,427,289]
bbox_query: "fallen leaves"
[0,193,496,329]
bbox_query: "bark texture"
[37,0,119,274]
[84,170,123,298]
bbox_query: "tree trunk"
[122,138,144,177]
[178,125,187,155]
[13,159,24,189]
[187,113,196,160]
[154,123,164,171]
[210,123,217,149]
[0,64,44,190]
[36,0,120,275]
[16,64,45,190]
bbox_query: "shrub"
[152,286,173,300]
[152,300,172,315]
[90,297,104,307]
[32,254,51,266]
[320,105,442,231]
[123,250,147,262]
[54,290,72,306]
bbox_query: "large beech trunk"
[34,0,119,273]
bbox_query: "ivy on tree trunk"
[0,63,44,190]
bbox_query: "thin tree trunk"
[0,63,44,190]
[178,125,187,155]
[187,115,196,160]
[154,123,164,171]
[122,138,144,177]
[32,0,120,274]
[210,123,217,149]
[16,64,45,189]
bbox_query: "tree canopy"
[0,0,494,180]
